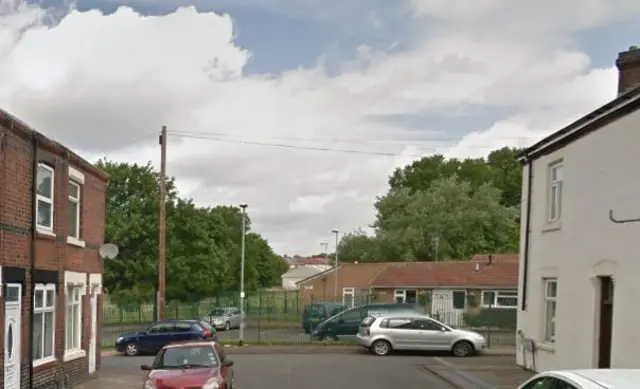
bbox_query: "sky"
[1,0,639,255]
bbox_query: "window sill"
[33,356,57,367]
[67,236,86,248]
[36,227,56,237]
[536,342,555,353]
[542,221,561,233]
[64,349,86,362]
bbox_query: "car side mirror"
[440,327,447,332]
[141,365,151,371]
[223,360,234,367]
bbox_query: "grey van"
[311,303,423,341]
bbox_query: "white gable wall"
[517,107,640,371]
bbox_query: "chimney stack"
[616,46,640,95]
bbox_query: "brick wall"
[0,121,108,389]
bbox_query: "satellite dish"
[99,243,119,260]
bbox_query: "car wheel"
[319,333,338,342]
[225,321,231,331]
[371,340,391,356]
[452,341,474,357]
[124,342,139,356]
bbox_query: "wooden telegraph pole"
[158,126,167,320]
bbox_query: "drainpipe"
[521,155,533,311]
[29,133,38,389]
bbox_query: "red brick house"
[0,109,108,389]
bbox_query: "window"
[65,286,82,351]
[544,279,557,342]
[522,377,559,389]
[36,164,54,230]
[343,287,355,308]
[68,181,81,239]
[337,308,366,322]
[481,291,518,308]
[33,284,56,363]
[452,291,466,309]
[174,322,193,332]
[386,318,413,329]
[548,162,563,222]
[148,323,176,333]
[415,319,446,331]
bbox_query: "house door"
[4,284,22,389]
[598,277,614,368]
[342,288,355,308]
[88,289,98,373]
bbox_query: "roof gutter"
[516,89,640,163]
[28,132,38,389]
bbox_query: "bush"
[463,307,516,329]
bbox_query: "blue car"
[115,319,217,356]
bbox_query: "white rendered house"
[516,46,640,371]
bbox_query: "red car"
[141,341,235,389]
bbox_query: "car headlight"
[203,378,220,389]
[116,337,123,343]
[143,379,156,389]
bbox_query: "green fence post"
[258,293,262,343]
[138,298,142,323]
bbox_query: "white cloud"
[0,0,636,254]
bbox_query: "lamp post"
[331,229,339,301]
[239,204,247,343]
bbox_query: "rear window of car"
[198,320,214,331]
[360,316,376,326]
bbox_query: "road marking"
[433,357,455,367]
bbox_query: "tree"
[98,160,286,301]
[372,176,518,261]
[336,228,377,263]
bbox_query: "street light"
[331,229,339,301]
[239,204,248,343]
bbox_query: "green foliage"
[337,147,523,262]
[97,159,287,301]
[463,308,517,329]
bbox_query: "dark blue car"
[115,320,217,356]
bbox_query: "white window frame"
[394,289,406,303]
[548,162,563,222]
[543,279,557,343]
[36,163,54,232]
[65,285,82,353]
[481,290,518,308]
[342,287,355,308]
[33,284,56,366]
[67,181,82,242]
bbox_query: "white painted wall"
[517,107,640,371]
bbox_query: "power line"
[169,132,428,158]
[168,131,534,158]
[170,130,537,145]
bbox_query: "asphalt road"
[100,352,457,389]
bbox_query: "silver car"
[356,315,486,357]
[204,307,244,331]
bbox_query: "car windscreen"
[360,316,376,327]
[210,309,226,316]
[153,346,218,369]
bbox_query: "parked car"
[517,369,640,389]
[141,341,235,389]
[302,302,346,333]
[311,303,422,341]
[115,319,216,356]
[204,307,244,331]
[355,314,486,357]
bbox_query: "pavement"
[422,354,535,389]
[80,347,527,389]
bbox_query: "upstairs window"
[36,164,54,230]
[68,181,81,239]
[548,162,563,222]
